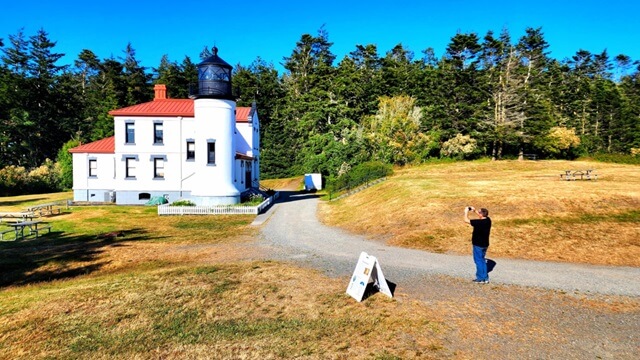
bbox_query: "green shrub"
[441,134,479,159]
[0,165,28,196]
[170,199,196,206]
[0,159,61,196]
[327,161,393,192]
[581,153,640,165]
[243,193,264,206]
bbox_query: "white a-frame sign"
[346,252,393,302]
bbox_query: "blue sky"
[1,0,638,73]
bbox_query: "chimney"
[154,84,167,100]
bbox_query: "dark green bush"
[580,153,640,165]
[327,161,393,192]
[170,199,196,206]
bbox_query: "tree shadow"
[0,197,48,207]
[273,190,321,204]
[0,228,150,287]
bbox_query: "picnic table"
[0,211,35,223]
[560,169,597,181]
[26,202,64,217]
[2,220,51,240]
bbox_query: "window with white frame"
[154,122,163,144]
[154,158,164,179]
[88,159,97,177]
[125,157,136,178]
[125,122,135,144]
[207,141,216,165]
[186,140,195,160]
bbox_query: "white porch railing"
[157,192,278,216]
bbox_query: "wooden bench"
[31,225,52,238]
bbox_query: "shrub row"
[327,161,393,193]
[0,160,61,196]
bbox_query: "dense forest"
[1,26,639,185]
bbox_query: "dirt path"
[254,191,640,359]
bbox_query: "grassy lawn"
[0,194,445,359]
[319,159,640,267]
[1,160,638,358]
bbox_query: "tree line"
[1,26,639,186]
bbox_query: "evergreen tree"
[121,42,151,105]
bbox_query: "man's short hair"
[480,208,489,217]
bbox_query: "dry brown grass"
[1,173,639,359]
[0,261,448,359]
[319,160,640,266]
[0,197,450,358]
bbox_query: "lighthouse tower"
[190,47,240,205]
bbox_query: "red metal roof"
[109,99,193,117]
[109,99,251,122]
[69,136,115,154]
[235,107,250,123]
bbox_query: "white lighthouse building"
[191,47,241,205]
[69,48,260,205]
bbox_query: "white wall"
[75,106,259,204]
[113,115,195,194]
[72,152,116,201]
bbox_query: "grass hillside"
[319,160,640,267]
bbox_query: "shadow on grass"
[361,279,397,302]
[0,197,48,207]
[0,228,150,288]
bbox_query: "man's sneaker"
[473,279,490,284]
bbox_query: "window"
[154,158,164,179]
[207,141,216,165]
[125,122,135,144]
[138,193,151,200]
[89,159,97,177]
[186,141,195,160]
[125,157,136,178]
[154,123,163,144]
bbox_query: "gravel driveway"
[256,191,640,297]
[255,190,640,359]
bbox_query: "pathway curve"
[256,191,640,297]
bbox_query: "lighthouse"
[190,47,240,205]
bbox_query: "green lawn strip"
[502,209,639,226]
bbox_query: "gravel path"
[256,191,640,297]
[254,191,640,359]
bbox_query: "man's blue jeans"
[473,245,488,281]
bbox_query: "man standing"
[464,206,492,283]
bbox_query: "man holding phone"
[464,206,492,283]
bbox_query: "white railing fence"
[158,192,279,216]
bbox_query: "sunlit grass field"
[0,193,445,359]
[1,159,638,358]
[319,159,640,267]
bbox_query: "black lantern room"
[194,47,233,100]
